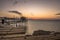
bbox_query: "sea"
[27,20,60,35]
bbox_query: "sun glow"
[0,0,60,20]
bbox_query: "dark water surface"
[27,20,60,34]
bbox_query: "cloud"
[9,11,22,15]
[56,13,60,15]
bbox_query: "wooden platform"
[0,24,26,40]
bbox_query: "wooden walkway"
[0,24,26,40]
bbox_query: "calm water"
[27,20,60,34]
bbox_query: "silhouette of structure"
[1,17,6,24]
[9,10,28,26]
[20,16,27,23]
[1,19,5,24]
[8,11,28,34]
[20,16,28,26]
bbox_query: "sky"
[0,0,60,20]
